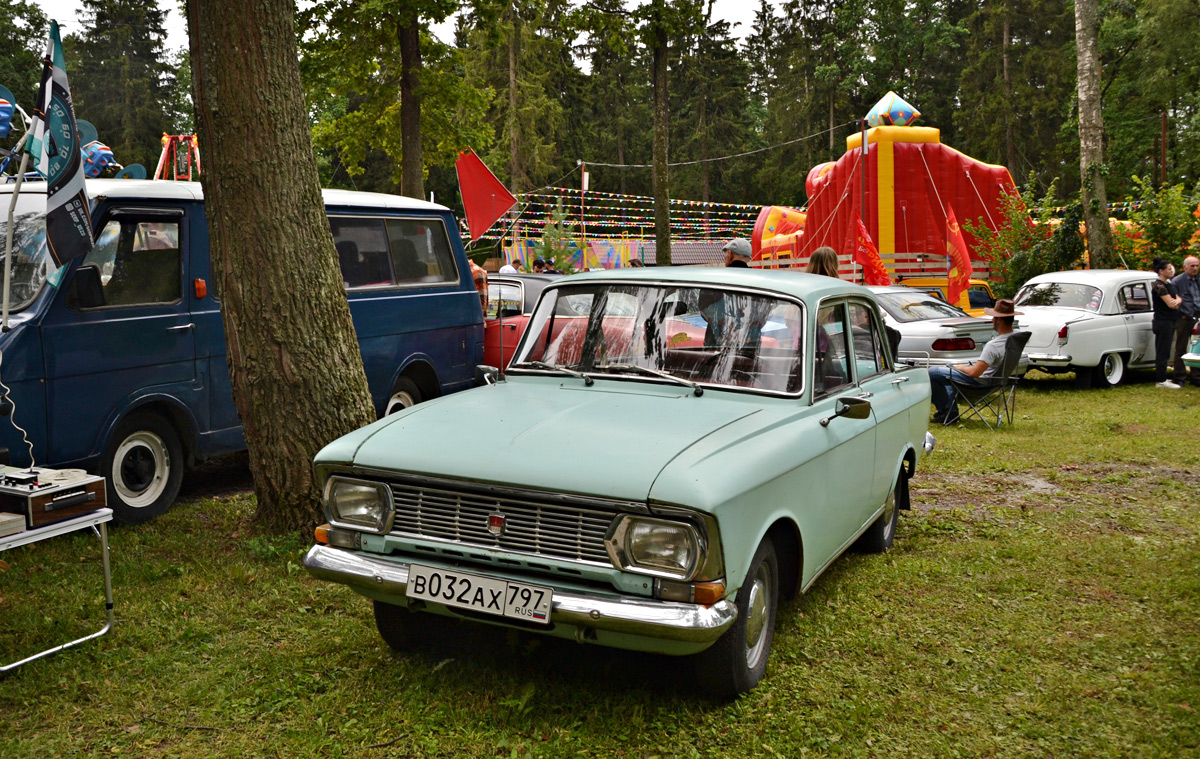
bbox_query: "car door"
[41,206,199,463]
[1117,280,1154,365]
[848,299,915,513]
[810,299,877,552]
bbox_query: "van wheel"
[384,377,423,415]
[103,413,183,525]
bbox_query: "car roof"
[1024,269,1153,286]
[2,179,450,212]
[559,267,869,302]
[896,276,990,287]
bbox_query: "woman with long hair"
[806,246,840,278]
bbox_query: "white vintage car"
[1014,269,1158,388]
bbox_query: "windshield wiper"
[514,360,594,386]
[596,362,704,396]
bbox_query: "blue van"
[0,179,484,524]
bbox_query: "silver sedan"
[869,286,998,367]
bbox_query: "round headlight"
[324,477,394,534]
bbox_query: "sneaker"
[1156,380,1181,389]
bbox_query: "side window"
[1119,282,1150,313]
[330,217,393,288]
[385,218,459,285]
[80,219,182,307]
[487,281,523,318]
[848,301,888,378]
[813,302,851,397]
[968,286,995,310]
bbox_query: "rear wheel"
[1092,352,1125,388]
[102,412,184,525]
[694,537,778,699]
[857,469,902,553]
[384,377,423,415]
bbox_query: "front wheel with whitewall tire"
[102,412,184,525]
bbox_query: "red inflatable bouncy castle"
[753,123,1016,279]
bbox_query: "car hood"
[1015,307,1095,350]
[318,378,763,502]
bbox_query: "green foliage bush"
[964,182,1086,298]
[1123,176,1200,268]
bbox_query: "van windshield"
[0,192,56,311]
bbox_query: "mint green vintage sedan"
[303,267,934,697]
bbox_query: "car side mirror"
[475,365,500,386]
[73,264,106,308]
[820,396,872,427]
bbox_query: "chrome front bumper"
[303,545,737,645]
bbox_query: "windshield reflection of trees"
[519,285,804,393]
[0,212,53,310]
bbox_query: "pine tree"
[71,0,176,170]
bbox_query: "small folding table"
[1,508,114,673]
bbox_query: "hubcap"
[385,390,417,415]
[112,431,169,509]
[744,562,773,668]
[882,489,897,542]
[1104,354,1123,384]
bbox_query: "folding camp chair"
[947,331,1032,429]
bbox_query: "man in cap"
[927,298,1023,424]
[722,238,752,268]
[1171,254,1200,386]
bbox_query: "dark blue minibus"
[0,179,484,523]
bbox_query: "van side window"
[80,219,182,307]
[330,218,394,288]
[386,219,459,285]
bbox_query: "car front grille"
[386,479,626,565]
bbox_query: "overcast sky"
[33,1,776,56]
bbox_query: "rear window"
[874,291,970,322]
[1015,282,1102,310]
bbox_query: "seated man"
[927,298,1022,423]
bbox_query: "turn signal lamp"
[655,578,726,605]
[315,523,330,544]
[194,278,207,298]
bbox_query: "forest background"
[3,0,1198,226]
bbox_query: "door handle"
[891,376,910,385]
[168,323,195,332]
[857,391,873,398]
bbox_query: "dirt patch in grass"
[912,462,1200,515]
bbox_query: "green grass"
[2,373,1198,757]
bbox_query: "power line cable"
[582,120,858,168]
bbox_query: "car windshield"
[0,192,56,312]
[874,291,969,322]
[1015,282,1103,311]
[512,282,805,394]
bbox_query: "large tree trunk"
[399,18,424,200]
[187,0,376,532]
[1074,0,1115,268]
[652,38,671,266]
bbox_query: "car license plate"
[406,564,553,625]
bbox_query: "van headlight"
[323,477,394,534]
[606,516,701,579]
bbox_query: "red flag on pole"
[852,212,892,286]
[944,206,974,309]
[455,149,517,242]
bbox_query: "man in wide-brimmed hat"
[928,298,1022,424]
